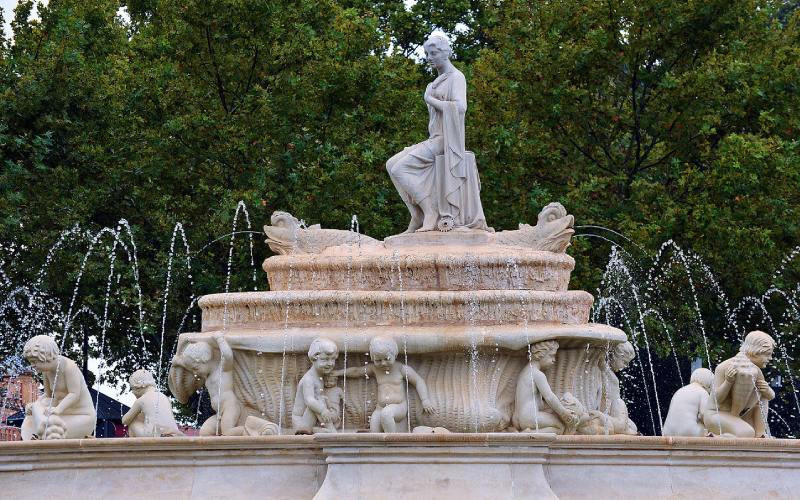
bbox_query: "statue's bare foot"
[415,209,438,232]
[403,218,423,234]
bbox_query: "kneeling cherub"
[662,367,713,437]
[123,369,184,438]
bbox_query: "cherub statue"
[703,331,776,438]
[662,368,713,437]
[20,335,96,440]
[122,369,184,437]
[336,335,434,432]
[292,337,340,434]
[512,340,578,433]
[594,341,639,435]
[322,374,345,431]
[169,332,277,436]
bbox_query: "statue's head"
[609,341,635,372]
[369,336,399,368]
[129,369,156,397]
[740,330,775,369]
[308,337,338,374]
[324,374,338,388]
[690,367,714,392]
[22,335,60,371]
[530,340,559,369]
[181,342,213,374]
[423,34,452,67]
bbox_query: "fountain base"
[2,435,798,499]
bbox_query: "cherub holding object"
[123,369,184,438]
[21,335,96,440]
[337,336,434,433]
[512,340,577,434]
[292,337,340,434]
[703,330,776,438]
[662,368,713,437]
[171,332,248,436]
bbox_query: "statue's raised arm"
[386,34,490,233]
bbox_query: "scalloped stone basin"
[174,324,625,433]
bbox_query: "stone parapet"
[2,434,799,499]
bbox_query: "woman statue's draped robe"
[387,69,490,231]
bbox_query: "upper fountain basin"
[199,289,593,331]
[263,248,574,292]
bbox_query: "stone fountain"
[3,33,799,500]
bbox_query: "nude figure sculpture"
[21,335,96,440]
[662,368,713,437]
[703,330,776,437]
[337,335,434,432]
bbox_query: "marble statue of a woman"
[386,35,490,233]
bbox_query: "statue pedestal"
[384,228,493,248]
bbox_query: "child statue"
[322,374,345,431]
[20,335,96,440]
[336,335,434,433]
[122,369,184,437]
[512,340,578,433]
[171,332,277,436]
[703,330,776,438]
[292,337,340,434]
[662,368,713,437]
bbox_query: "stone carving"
[512,340,578,433]
[292,338,340,433]
[20,335,96,440]
[199,290,594,330]
[337,336,434,432]
[662,368,713,437]
[123,369,184,438]
[593,341,638,435]
[264,211,378,255]
[385,34,490,233]
[703,331,776,438]
[494,202,575,253]
[168,332,278,436]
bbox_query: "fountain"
[2,33,800,500]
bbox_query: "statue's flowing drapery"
[387,69,490,231]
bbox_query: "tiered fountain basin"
[169,235,629,433]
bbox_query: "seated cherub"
[662,368,713,437]
[122,369,184,438]
[21,335,96,440]
[336,336,434,433]
[292,337,340,434]
[512,340,577,434]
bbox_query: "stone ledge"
[2,434,799,499]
